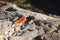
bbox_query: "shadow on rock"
[33,35,42,40]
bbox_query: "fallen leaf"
[12,15,26,27]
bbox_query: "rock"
[0,1,60,40]
[43,32,60,40]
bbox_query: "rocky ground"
[0,2,60,40]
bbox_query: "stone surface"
[0,1,60,40]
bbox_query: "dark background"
[30,0,60,15]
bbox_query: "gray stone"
[0,1,60,40]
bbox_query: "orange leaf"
[12,15,26,27]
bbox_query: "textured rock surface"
[0,2,60,40]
